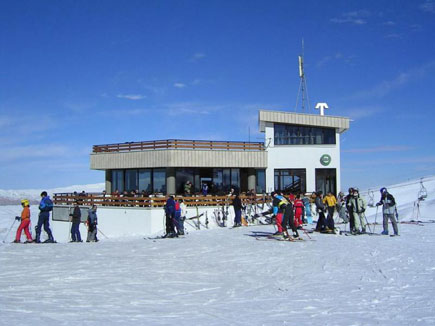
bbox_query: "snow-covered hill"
[0,183,105,205]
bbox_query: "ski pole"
[363,214,372,233]
[2,218,17,243]
[373,206,379,233]
[97,228,109,239]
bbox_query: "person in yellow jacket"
[323,192,337,228]
[14,199,33,243]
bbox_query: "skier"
[35,191,55,243]
[271,192,284,235]
[315,191,333,233]
[179,199,187,233]
[293,194,305,228]
[13,199,33,243]
[302,196,313,224]
[69,201,82,242]
[336,192,349,223]
[323,192,337,224]
[376,187,399,236]
[164,196,177,237]
[174,199,184,235]
[281,195,299,239]
[86,205,98,242]
[348,189,367,234]
[345,188,355,232]
[232,193,242,227]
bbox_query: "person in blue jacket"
[164,196,177,237]
[35,191,55,243]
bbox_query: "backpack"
[42,197,53,212]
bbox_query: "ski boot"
[381,230,389,235]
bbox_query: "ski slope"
[0,177,434,325]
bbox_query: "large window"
[111,170,124,193]
[138,169,152,193]
[274,124,336,145]
[231,169,240,190]
[110,169,164,194]
[176,168,195,194]
[125,170,138,191]
[256,169,266,194]
[153,169,166,194]
[274,169,306,194]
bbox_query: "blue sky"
[0,0,434,190]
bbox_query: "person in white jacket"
[179,199,187,235]
[348,189,367,234]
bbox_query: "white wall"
[52,205,233,242]
[264,123,341,193]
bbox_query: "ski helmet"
[21,199,30,206]
[380,187,387,194]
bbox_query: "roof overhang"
[259,110,350,134]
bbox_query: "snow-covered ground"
[0,177,434,325]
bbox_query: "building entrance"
[315,168,337,195]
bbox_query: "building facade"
[90,109,350,195]
[259,110,349,195]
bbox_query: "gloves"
[376,202,381,206]
[15,216,21,221]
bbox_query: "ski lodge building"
[90,109,350,196]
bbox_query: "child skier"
[14,199,33,243]
[174,199,184,235]
[86,205,98,242]
[271,192,284,235]
[293,194,305,228]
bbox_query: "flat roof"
[259,110,350,133]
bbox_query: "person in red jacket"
[293,194,305,228]
[14,199,33,243]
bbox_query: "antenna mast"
[295,39,311,111]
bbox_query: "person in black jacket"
[376,187,399,236]
[345,187,355,232]
[164,196,176,237]
[232,193,243,227]
[69,201,82,242]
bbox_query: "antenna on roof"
[295,39,311,112]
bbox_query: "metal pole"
[2,219,17,243]
[373,206,379,233]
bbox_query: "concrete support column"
[105,170,112,193]
[166,167,176,195]
[247,168,256,192]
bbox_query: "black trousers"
[282,205,297,233]
[165,212,175,234]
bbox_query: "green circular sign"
[320,154,332,166]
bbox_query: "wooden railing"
[53,193,272,208]
[93,139,265,153]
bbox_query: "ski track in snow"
[1,223,435,326]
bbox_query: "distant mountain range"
[0,183,105,205]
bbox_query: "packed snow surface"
[1,177,434,325]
